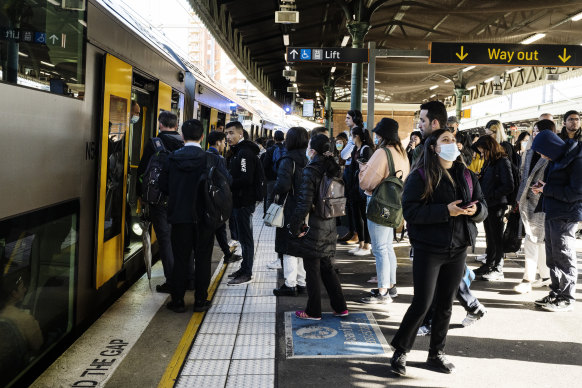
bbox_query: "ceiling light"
[47,0,59,5]
[41,60,55,67]
[444,79,452,83]
[78,19,87,27]
[463,66,476,72]
[520,33,546,44]
[285,66,290,71]
[283,34,289,46]
[341,35,350,47]
[330,66,336,73]
[430,94,436,98]
[293,83,297,87]
[429,85,439,90]
[375,80,380,84]
[284,53,287,61]
[316,92,320,96]
[571,11,582,21]
[467,85,476,90]
[506,67,522,74]
[484,77,495,83]
[18,52,28,57]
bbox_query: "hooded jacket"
[136,131,184,197]
[228,140,261,208]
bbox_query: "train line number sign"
[287,47,369,63]
[430,42,582,68]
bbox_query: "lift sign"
[429,42,582,68]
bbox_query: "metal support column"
[366,41,376,130]
[347,21,370,112]
[454,88,466,121]
[323,84,334,135]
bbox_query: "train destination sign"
[430,42,582,68]
[286,47,369,63]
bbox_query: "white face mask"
[374,137,380,145]
[521,141,528,150]
[438,143,461,162]
[130,115,140,124]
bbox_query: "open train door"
[95,54,133,289]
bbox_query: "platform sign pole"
[367,41,376,131]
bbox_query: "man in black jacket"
[225,121,260,285]
[137,111,184,294]
[411,101,448,166]
[159,120,227,313]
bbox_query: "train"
[0,0,280,386]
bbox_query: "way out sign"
[429,42,582,68]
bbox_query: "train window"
[0,200,78,387]
[171,89,184,128]
[0,0,86,98]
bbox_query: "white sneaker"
[475,254,487,263]
[266,260,282,270]
[348,247,360,255]
[228,240,240,252]
[354,248,371,256]
[513,281,532,294]
[532,278,551,288]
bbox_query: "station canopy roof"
[216,0,582,104]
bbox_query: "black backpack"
[141,138,169,204]
[197,153,233,229]
[308,166,346,219]
[254,154,267,202]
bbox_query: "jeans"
[391,247,466,354]
[545,218,578,301]
[215,222,230,256]
[283,254,306,288]
[170,223,215,302]
[232,205,255,276]
[484,205,506,269]
[367,197,397,288]
[303,256,347,318]
[523,234,550,282]
[149,204,173,285]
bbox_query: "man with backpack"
[159,119,229,313]
[137,111,184,294]
[225,121,264,285]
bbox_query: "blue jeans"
[367,197,397,289]
[232,204,255,276]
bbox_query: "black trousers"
[170,223,215,303]
[215,222,230,256]
[391,247,466,354]
[303,256,347,317]
[484,205,506,269]
[351,197,370,244]
[150,204,174,284]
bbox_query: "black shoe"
[228,274,252,286]
[166,299,185,313]
[426,353,455,374]
[228,269,243,278]
[391,351,407,376]
[186,281,195,291]
[534,293,557,307]
[156,283,171,293]
[273,284,297,296]
[337,231,354,242]
[388,286,398,298]
[473,263,491,276]
[296,285,307,294]
[224,253,242,264]
[193,300,212,312]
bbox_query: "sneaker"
[390,351,407,376]
[295,310,321,320]
[354,248,371,256]
[461,305,487,327]
[273,284,297,296]
[542,296,574,312]
[228,240,240,253]
[223,253,242,264]
[532,278,551,288]
[155,283,171,293]
[417,325,431,336]
[296,285,307,294]
[266,260,282,270]
[475,253,487,263]
[473,263,491,276]
[361,292,392,304]
[228,269,243,278]
[348,246,360,255]
[534,294,556,307]
[166,299,185,313]
[514,281,532,294]
[228,274,252,286]
[193,300,212,312]
[482,268,504,281]
[334,309,349,317]
[426,353,455,374]
[388,286,398,298]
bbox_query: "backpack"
[141,137,169,204]
[196,153,233,229]
[366,148,404,228]
[272,144,287,173]
[253,154,266,202]
[308,166,346,219]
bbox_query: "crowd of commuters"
[136,104,581,377]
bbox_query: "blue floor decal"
[285,312,390,358]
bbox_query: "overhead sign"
[430,42,582,68]
[287,47,369,63]
[303,99,314,117]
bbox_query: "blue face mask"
[336,142,343,150]
[438,143,461,162]
[374,137,380,145]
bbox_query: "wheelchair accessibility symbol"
[300,49,312,60]
[296,325,338,339]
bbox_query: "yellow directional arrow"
[558,48,571,63]
[456,46,468,61]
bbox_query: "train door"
[199,104,211,148]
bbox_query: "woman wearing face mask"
[348,126,374,255]
[472,136,514,281]
[359,119,410,304]
[390,129,487,376]
[335,132,348,168]
[514,131,530,167]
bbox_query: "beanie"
[531,130,567,161]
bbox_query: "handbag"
[264,195,286,227]
[502,207,523,253]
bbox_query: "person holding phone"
[390,129,487,376]
[287,134,348,320]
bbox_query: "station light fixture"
[444,79,452,83]
[571,11,582,21]
[429,85,439,90]
[341,35,350,47]
[283,34,290,46]
[467,85,476,90]
[462,66,476,72]
[293,83,297,87]
[506,67,522,74]
[430,94,436,98]
[520,33,546,44]
[484,77,495,83]
[330,66,336,73]
[285,66,290,71]
[41,60,55,67]
[18,52,28,57]
[315,92,320,96]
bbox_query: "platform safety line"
[157,261,227,388]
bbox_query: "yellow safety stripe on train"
[157,263,227,388]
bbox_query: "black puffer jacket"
[478,156,514,207]
[228,140,260,208]
[286,155,341,259]
[268,149,308,254]
[404,162,488,251]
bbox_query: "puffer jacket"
[228,140,261,208]
[286,155,341,259]
[478,156,514,207]
[268,149,308,255]
[517,148,548,242]
[542,140,582,221]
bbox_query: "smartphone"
[531,182,542,189]
[460,200,478,209]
